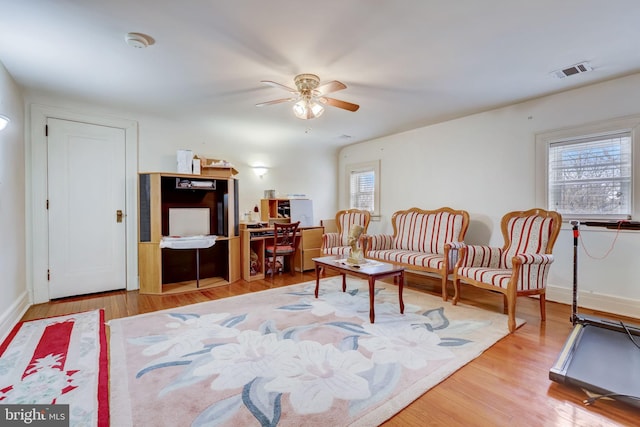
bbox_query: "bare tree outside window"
[548,132,631,218]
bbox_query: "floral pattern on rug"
[112,279,507,427]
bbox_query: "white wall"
[339,73,640,318]
[135,115,338,222]
[23,93,339,225]
[0,61,28,341]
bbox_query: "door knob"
[116,210,123,223]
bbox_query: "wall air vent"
[552,62,593,79]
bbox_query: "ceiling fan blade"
[261,80,298,93]
[315,80,347,95]
[320,97,360,112]
[255,98,295,107]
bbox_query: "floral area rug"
[108,278,522,426]
[0,309,108,426]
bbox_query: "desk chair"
[265,221,301,278]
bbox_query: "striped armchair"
[365,207,469,301]
[452,208,562,333]
[321,209,371,256]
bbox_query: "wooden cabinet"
[138,172,240,294]
[294,227,324,272]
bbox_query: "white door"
[47,118,127,298]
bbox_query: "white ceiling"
[2,0,640,148]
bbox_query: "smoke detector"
[125,32,154,48]
[551,61,593,79]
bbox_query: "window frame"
[536,114,640,221]
[345,160,381,219]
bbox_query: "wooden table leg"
[314,264,321,298]
[398,271,405,314]
[368,277,375,323]
[195,248,200,288]
[342,273,347,292]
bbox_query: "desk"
[240,224,323,281]
[313,255,405,323]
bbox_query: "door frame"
[28,104,139,304]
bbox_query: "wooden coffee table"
[313,255,405,323]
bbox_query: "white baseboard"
[546,284,639,320]
[0,291,31,344]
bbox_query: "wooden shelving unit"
[260,198,291,222]
[138,172,240,294]
[260,198,314,227]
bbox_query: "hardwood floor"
[21,272,639,426]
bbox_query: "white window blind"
[350,168,375,212]
[548,131,632,218]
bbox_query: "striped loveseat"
[365,207,470,300]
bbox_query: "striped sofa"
[365,207,470,300]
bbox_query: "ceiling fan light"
[293,99,324,120]
[293,100,309,119]
[259,74,358,119]
[309,102,324,118]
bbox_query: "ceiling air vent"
[552,62,593,79]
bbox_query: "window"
[549,133,631,217]
[536,115,640,220]
[346,160,380,217]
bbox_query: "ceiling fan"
[256,73,360,119]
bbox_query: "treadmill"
[549,220,640,408]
